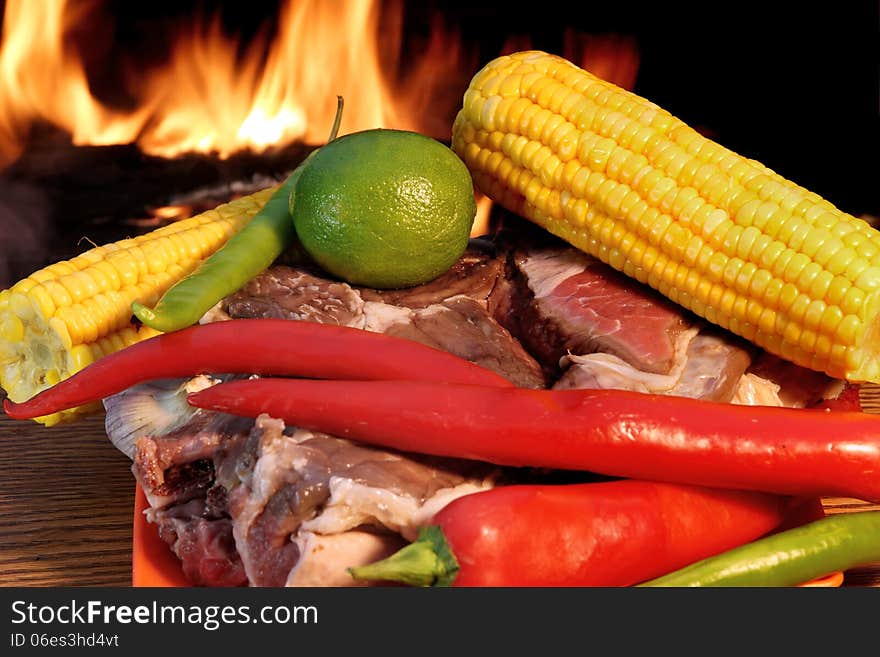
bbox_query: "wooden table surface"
[1,391,880,587]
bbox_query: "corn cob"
[452,50,880,383]
[0,186,275,425]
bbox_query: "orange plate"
[131,484,845,588]
[132,485,190,587]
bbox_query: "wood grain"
[1,390,879,587]
[0,413,133,586]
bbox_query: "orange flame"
[501,30,640,92]
[564,31,641,92]
[0,0,148,165]
[0,0,468,166]
[0,1,643,242]
[471,192,495,238]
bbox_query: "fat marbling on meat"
[218,415,494,586]
[501,246,693,375]
[357,239,503,308]
[126,397,495,587]
[491,239,756,402]
[362,296,545,389]
[217,250,544,388]
[554,330,753,403]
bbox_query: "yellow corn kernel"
[0,186,274,425]
[0,313,23,343]
[453,50,880,382]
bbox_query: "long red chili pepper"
[187,378,880,502]
[347,480,788,587]
[2,319,511,420]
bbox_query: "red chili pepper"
[347,480,788,587]
[2,319,511,420]
[187,378,880,502]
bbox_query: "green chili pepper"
[639,511,880,587]
[132,98,345,333]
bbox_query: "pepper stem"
[327,96,344,142]
[348,526,459,587]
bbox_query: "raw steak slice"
[554,329,752,403]
[495,246,694,376]
[130,400,254,509]
[151,498,247,587]
[222,266,366,327]
[213,261,542,387]
[357,240,504,308]
[221,415,495,586]
[364,295,545,388]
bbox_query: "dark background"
[436,1,880,216]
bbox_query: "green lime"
[289,129,476,289]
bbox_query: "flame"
[0,0,467,165]
[0,0,149,165]
[471,192,495,238]
[564,31,641,92]
[151,204,193,222]
[125,204,193,229]
[500,30,640,92]
[0,0,642,258]
[0,1,641,169]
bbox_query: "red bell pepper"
[187,378,880,502]
[3,319,511,420]
[347,479,788,587]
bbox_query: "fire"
[0,0,466,165]
[563,31,640,92]
[501,30,640,92]
[471,192,495,238]
[0,0,149,166]
[0,1,642,239]
[0,1,641,170]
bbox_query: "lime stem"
[328,96,344,142]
